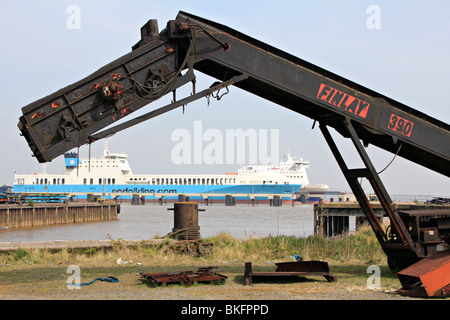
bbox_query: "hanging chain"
[88,143,91,173]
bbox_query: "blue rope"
[68,276,119,287]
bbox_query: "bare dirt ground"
[0,262,424,300]
[2,260,447,319]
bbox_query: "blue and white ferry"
[13,143,329,201]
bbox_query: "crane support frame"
[17,11,450,276]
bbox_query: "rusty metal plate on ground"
[140,266,227,286]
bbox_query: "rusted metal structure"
[396,250,450,297]
[167,202,204,240]
[16,11,450,296]
[166,239,213,257]
[166,202,213,256]
[244,261,336,285]
[140,266,227,286]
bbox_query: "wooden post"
[317,198,324,237]
[244,262,253,286]
[313,204,317,236]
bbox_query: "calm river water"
[0,203,356,242]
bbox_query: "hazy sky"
[0,0,449,197]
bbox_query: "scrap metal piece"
[244,261,337,285]
[275,261,337,282]
[140,266,227,286]
[396,250,450,297]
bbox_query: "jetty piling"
[0,202,118,229]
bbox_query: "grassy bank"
[2,225,428,300]
[0,224,386,268]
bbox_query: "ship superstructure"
[14,143,328,198]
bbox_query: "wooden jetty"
[313,200,445,237]
[0,201,118,229]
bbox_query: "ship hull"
[13,183,302,200]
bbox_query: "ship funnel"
[64,152,79,168]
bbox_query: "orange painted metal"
[397,250,450,297]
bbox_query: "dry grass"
[206,223,386,265]
[0,225,426,301]
[0,223,386,269]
